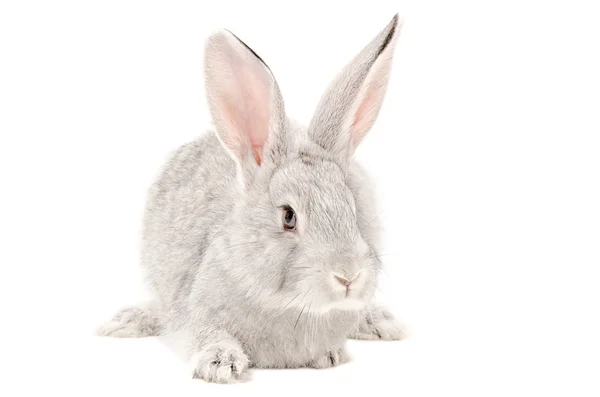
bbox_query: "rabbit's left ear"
[308,14,402,163]
[204,29,285,168]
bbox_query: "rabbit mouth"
[320,297,366,312]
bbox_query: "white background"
[1,0,599,396]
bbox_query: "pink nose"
[334,275,352,287]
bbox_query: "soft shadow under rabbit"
[98,14,407,383]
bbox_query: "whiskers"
[363,249,394,276]
[227,240,262,249]
[291,286,314,331]
[365,211,383,227]
[282,292,302,310]
[285,266,319,289]
[294,304,307,330]
[365,252,392,260]
[363,247,394,261]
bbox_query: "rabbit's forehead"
[269,160,356,214]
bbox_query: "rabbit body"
[141,126,376,368]
[98,14,406,382]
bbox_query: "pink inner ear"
[251,146,262,165]
[351,89,378,146]
[244,71,271,159]
[207,31,274,166]
[349,52,392,147]
[224,49,272,165]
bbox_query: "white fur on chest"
[236,309,358,368]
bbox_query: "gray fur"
[98,14,406,383]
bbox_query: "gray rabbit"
[98,14,406,383]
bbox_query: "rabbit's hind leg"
[96,301,163,338]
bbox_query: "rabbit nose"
[334,275,352,287]
[332,271,361,288]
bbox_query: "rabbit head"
[203,15,402,313]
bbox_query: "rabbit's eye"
[282,206,297,231]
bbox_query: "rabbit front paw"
[351,305,408,341]
[309,346,350,369]
[191,341,250,383]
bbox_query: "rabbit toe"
[191,341,250,383]
[350,305,408,341]
[309,346,350,369]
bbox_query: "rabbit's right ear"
[308,14,402,165]
[204,30,285,171]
